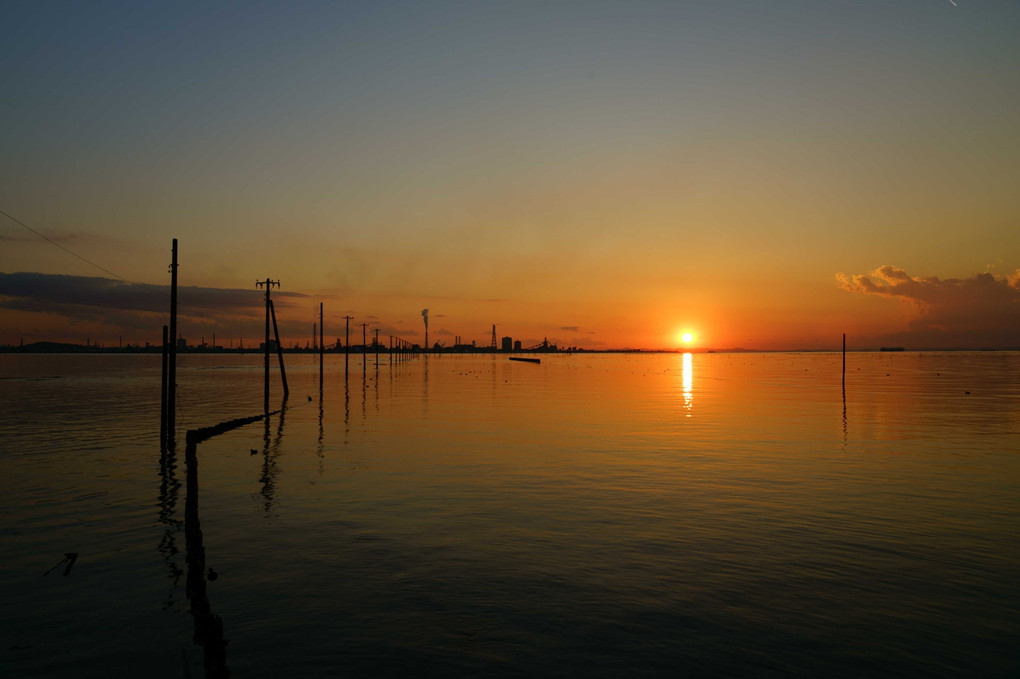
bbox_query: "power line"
[0,207,161,294]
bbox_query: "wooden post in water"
[270,299,289,397]
[168,239,178,447]
[161,324,169,451]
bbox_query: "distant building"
[513,340,522,351]
[501,336,512,352]
[177,336,187,351]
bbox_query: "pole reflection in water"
[422,354,429,417]
[344,373,351,445]
[842,381,848,455]
[157,444,183,611]
[184,434,229,677]
[317,386,325,475]
[682,352,693,416]
[259,397,287,517]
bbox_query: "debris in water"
[43,552,78,576]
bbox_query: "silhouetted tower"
[490,324,497,351]
[422,308,429,353]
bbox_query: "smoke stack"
[422,308,429,350]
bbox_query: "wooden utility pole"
[319,303,324,389]
[167,239,178,447]
[343,315,353,377]
[256,278,281,413]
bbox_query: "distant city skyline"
[2,2,1018,350]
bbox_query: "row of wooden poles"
[159,239,422,451]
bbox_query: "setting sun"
[680,332,694,345]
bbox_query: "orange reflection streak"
[682,352,693,416]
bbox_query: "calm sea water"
[1,351,1017,677]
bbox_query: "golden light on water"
[682,352,693,416]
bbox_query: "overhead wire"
[0,207,163,295]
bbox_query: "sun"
[677,331,694,346]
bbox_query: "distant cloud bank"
[836,265,1020,348]
[0,272,306,317]
[0,272,309,343]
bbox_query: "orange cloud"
[836,265,1020,348]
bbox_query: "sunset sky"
[2,1,1017,350]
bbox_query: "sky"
[2,0,1018,350]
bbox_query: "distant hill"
[12,341,88,353]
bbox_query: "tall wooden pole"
[264,284,270,412]
[168,239,178,447]
[256,278,280,412]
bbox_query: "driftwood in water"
[185,412,279,446]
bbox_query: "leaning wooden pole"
[270,299,289,396]
[168,239,178,447]
[161,324,169,451]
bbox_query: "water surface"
[1,352,1017,676]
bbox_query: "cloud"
[0,272,309,342]
[0,272,305,315]
[836,265,1020,348]
[560,326,581,332]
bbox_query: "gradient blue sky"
[2,1,1018,349]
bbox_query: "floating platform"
[509,357,541,364]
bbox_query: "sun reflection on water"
[682,352,693,415]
